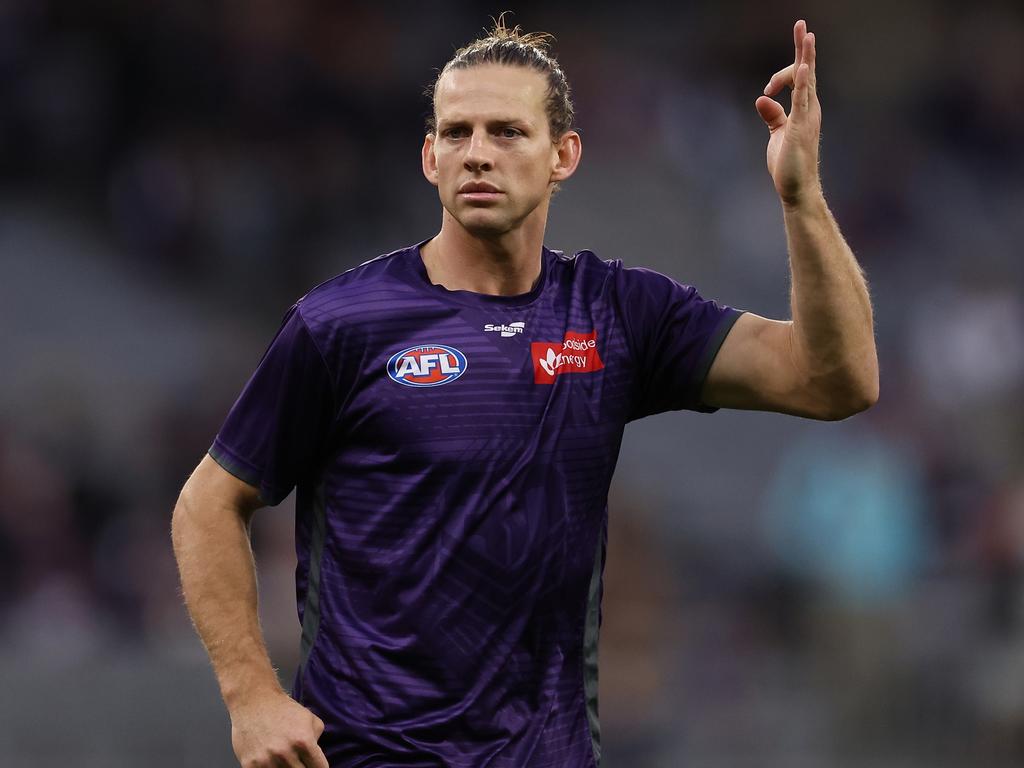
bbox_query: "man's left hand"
[756,20,823,207]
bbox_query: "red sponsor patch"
[532,330,604,384]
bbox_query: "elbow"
[170,481,197,550]
[823,388,877,421]
[170,475,215,548]
[818,367,879,421]
[859,370,881,412]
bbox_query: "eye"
[499,127,522,139]
[443,127,468,139]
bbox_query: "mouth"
[459,191,503,203]
[458,181,503,202]
[459,181,501,193]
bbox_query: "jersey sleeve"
[209,305,337,505]
[617,265,743,420]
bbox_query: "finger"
[755,96,787,131]
[298,744,330,768]
[794,63,810,113]
[792,34,816,114]
[764,64,794,96]
[272,753,305,768]
[794,19,806,68]
[298,716,329,768]
[805,32,817,95]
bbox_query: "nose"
[463,130,493,173]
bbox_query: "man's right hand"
[173,457,329,766]
[230,690,329,768]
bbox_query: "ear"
[550,130,582,184]
[421,133,439,187]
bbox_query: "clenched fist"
[230,689,329,768]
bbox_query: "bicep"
[700,312,834,418]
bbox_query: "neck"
[421,207,549,296]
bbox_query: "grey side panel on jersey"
[299,483,328,677]
[584,532,604,766]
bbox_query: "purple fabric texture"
[210,243,741,767]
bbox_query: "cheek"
[435,156,460,191]
[519,153,555,189]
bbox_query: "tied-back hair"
[425,13,575,141]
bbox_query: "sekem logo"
[387,344,468,387]
[532,330,604,384]
[483,321,525,337]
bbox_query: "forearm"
[784,193,878,410]
[171,485,282,712]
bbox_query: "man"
[171,18,877,768]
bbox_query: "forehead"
[434,64,548,125]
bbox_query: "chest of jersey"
[334,301,633,471]
[314,298,630,623]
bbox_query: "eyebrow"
[436,116,534,129]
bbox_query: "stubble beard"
[448,199,518,238]
[447,190,548,240]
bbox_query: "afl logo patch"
[387,345,468,387]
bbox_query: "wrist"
[221,669,286,715]
[781,186,827,217]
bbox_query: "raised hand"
[755,20,823,207]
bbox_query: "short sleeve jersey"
[210,242,742,767]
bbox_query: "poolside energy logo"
[387,344,468,387]
[532,330,604,384]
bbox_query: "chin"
[455,210,515,237]
[462,221,512,238]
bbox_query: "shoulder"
[298,245,414,311]
[549,247,681,283]
[549,247,619,273]
[293,244,421,335]
[550,247,687,300]
[547,247,629,296]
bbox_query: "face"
[422,64,581,237]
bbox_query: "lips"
[458,181,502,194]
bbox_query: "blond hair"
[426,13,575,140]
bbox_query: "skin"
[702,20,879,418]
[171,20,876,768]
[172,455,329,768]
[419,63,581,296]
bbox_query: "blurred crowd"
[1,1,1023,765]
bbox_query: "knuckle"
[266,744,291,760]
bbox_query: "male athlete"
[172,18,877,768]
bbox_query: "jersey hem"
[208,439,286,506]
[689,307,745,413]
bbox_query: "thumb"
[755,96,786,131]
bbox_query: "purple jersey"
[210,242,741,767]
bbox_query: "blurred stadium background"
[1,1,1023,765]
